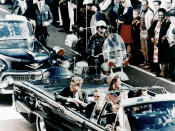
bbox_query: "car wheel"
[0,0,5,4]
[36,116,47,131]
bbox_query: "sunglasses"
[121,1,125,3]
[100,26,107,29]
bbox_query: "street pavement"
[0,95,36,131]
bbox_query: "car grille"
[10,74,35,81]
[1,72,44,82]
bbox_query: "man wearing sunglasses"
[24,0,53,46]
[88,20,107,78]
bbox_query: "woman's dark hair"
[108,77,119,91]
[108,79,115,91]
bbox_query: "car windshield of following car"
[0,21,33,41]
[124,101,175,131]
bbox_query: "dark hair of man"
[142,0,148,5]
[158,8,167,16]
[153,0,161,5]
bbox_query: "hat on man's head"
[107,73,120,85]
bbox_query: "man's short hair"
[71,76,83,87]
[153,0,161,5]
[142,0,148,5]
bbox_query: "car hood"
[0,48,34,60]
[0,48,50,63]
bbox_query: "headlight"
[0,76,14,89]
[53,46,65,56]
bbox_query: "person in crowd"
[152,0,161,21]
[77,0,95,32]
[75,0,95,58]
[11,0,27,15]
[107,73,121,91]
[68,0,77,33]
[88,20,107,78]
[93,0,113,25]
[25,0,33,9]
[148,8,171,77]
[165,0,172,12]
[45,0,59,27]
[58,0,70,33]
[24,0,53,46]
[130,0,141,10]
[58,76,89,109]
[85,90,101,118]
[130,9,144,65]
[117,0,133,63]
[166,12,175,81]
[165,0,173,22]
[113,0,121,16]
[110,0,123,32]
[139,0,154,69]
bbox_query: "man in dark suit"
[24,0,53,46]
[58,76,88,109]
[85,90,100,118]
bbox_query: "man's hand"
[43,21,50,26]
[79,27,84,32]
[117,20,124,24]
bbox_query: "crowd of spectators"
[10,0,175,81]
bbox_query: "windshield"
[103,33,127,60]
[0,21,32,39]
[125,101,175,131]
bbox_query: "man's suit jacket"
[59,87,88,104]
[24,3,53,27]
